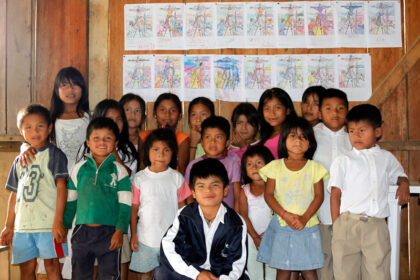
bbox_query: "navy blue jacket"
[155,202,249,280]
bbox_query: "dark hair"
[319,88,349,110]
[346,104,382,129]
[241,145,274,184]
[201,116,230,139]
[119,93,146,128]
[188,97,215,124]
[153,92,182,117]
[142,128,178,169]
[50,67,89,142]
[17,104,51,129]
[278,117,317,159]
[92,99,137,166]
[86,117,120,142]
[189,158,229,190]
[258,88,297,144]
[231,103,259,137]
[302,86,326,103]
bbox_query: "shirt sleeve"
[184,162,193,186]
[258,160,279,182]
[327,157,346,193]
[5,157,19,192]
[230,160,241,183]
[177,181,192,202]
[131,184,140,205]
[387,152,407,184]
[48,147,69,179]
[116,164,132,233]
[63,175,77,229]
[312,160,329,184]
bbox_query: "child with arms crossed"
[155,158,249,280]
[329,104,409,280]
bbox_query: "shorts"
[257,215,324,270]
[12,232,68,264]
[129,242,160,273]
[121,234,131,263]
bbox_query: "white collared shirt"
[313,123,352,224]
[328,145,407,218]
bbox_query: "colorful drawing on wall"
[338,2,365,36]
[184,56,212,89]
[124,4,154,50]
[276,55,304,90]
[217,3,244,37]
[246,2,276,48]
[244,56,272,90]
[154,4,184,50]
[307,2,334,36]
[214,56,241,90]
[186,4,213,37]
[338,55,366,89]
[278,3,305,36]
[369,1,397,35]
[307,55,335,88]
[123,55,155,101]
[154,55,182,89]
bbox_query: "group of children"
[0,66,410,280]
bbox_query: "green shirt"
[64,153,132,233]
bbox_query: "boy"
[155,158,249,280]
[63,117,132,280]
[301,86,326,127]
[329,104,410,280]
[184,116,241,211]
[313,88,352,280]
[0,104,68,280]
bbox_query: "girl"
[301,86,326,127]
[139,93,190,174]
[239,145,276,280]
[228,103,260,164]
[257,117,328,280]
[188,97,214,161]
[258,88,297,159]
[130,128,192,280]
[120,93,146,149]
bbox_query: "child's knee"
[19,258,37,276]
[44,258,60,270]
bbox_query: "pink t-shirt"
[227,140,260,165]
[264,134,280,159]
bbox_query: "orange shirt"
[139,130,189,147]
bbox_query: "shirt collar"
[198,203,226,225]
[318,122,346,136]
[352,144,380,154]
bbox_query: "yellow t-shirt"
[259,159,329,228]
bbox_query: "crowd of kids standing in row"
[0,66,410,280]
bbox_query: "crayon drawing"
[278,3,305,36]
[276,56,304,90]
[154,56,182,89]
[155,4,183,38]
[307,2,334,36]
[338,55,366,89]
[184,56,212,89]
[308,55,335,88]
[244,56,272,90]
[124,57,152,90]
[214,57,241,90]
[338,2,365,36]
[186,4,214,37]
[369,2,396,35]
[246,3,274,37]
[125,5,153,39]
[217,3,244,37]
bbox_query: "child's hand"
[283,212,299,229]
[396,179,410,205]
[52,220,66,243]
[19,146,37,167]
[190,128,201,147]
[295,216,309,230]
[197,271,219,280]
[0,227,14,246]
[252,235,262,249]
[109,230,124,251]
[130,234,139,252]
[232,132,247,148]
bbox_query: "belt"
[342,212,385,222]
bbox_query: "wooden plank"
[408,58,420,141]
[404,0,420,50]
[0,0,5,134]
[6,0,33,134]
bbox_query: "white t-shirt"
[313,123,352,224]
[55,113,90,173]
[328,145,407,218]
[132,167,185,248]
[242,184,271,249]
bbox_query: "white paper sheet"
[275,55,307,101]
[243,56,275,102]
[306,1,337,48]
[154,55,183,97]
[336,1,368,48]
[124,4,154,50]
[183,55,215,101]
[213,56,245,101]
[277,2,307,48]
[184,3,217,49]
[123,55,155,102]
[245,2,277,48]
[307,54,336,89]
[153,3,185,50]
[216,2,246,49]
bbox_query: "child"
[120,93,146,150]
[258,117,328,280]
[139,93,190,174]
[228,103,260,164]
[313,88,352,280]
[63,117,132,280]
[188,97,214,161]
[155,158,249,280]
[185,116,242,211]
[258,88,297,159]
[130,128,192,279]
[329,104,410,280]
[239,145,276,280]
[0,104,68,280]
[301,86,326,127]
[92,99,138,176]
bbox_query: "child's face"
[123,100,142,129]
[234,115,256,142]
[245,155,265,182]
[319,97,347,132]
[263,98,289,129]
[58,80,82,106]
[348,120,382,150]
[285,128,309,157]
[192,175,229,208]
[202,127,229,158]
[301,94,320,125]
[148,140,173,172]
[19,114,52,149]
[155,99,180,128]
[189,103,211,132]
[86,128,118,160]
[105,108,124,134]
